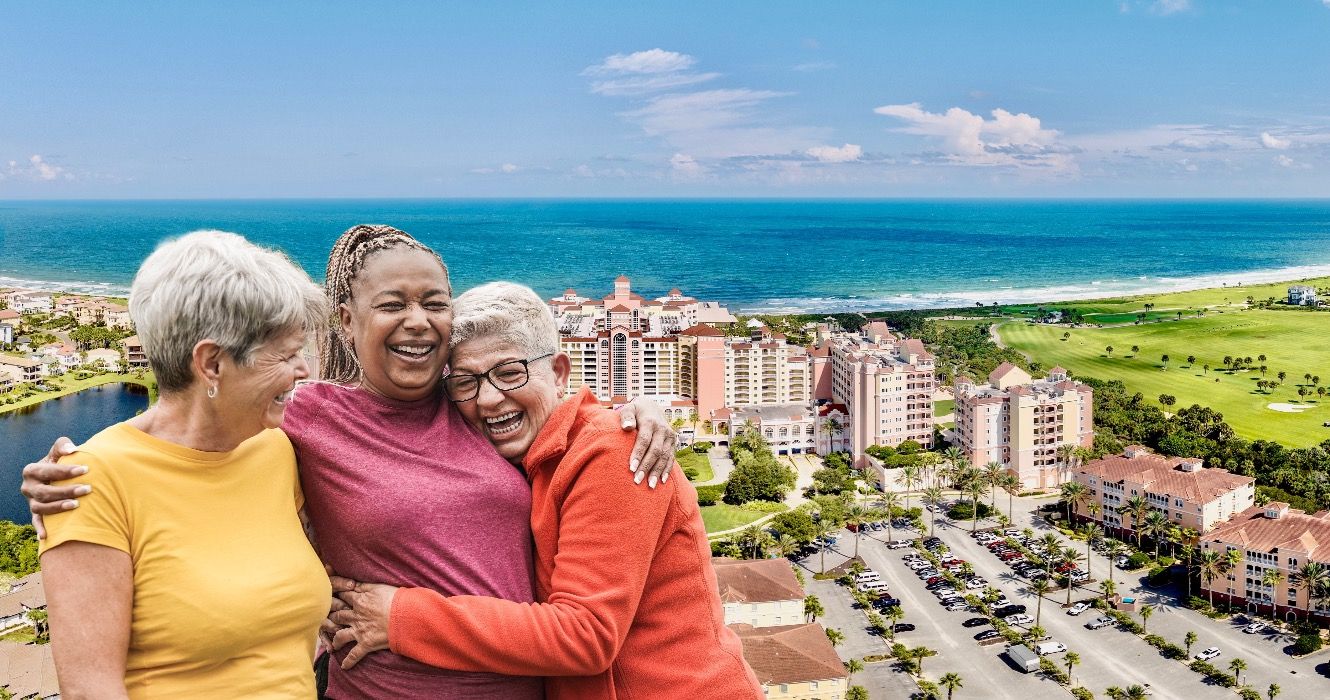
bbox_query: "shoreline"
[5,265,1330,317]
[0,374,156,416]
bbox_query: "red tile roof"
[731,623,848,686]
[1204,505,1330,560]
[1078,451,1253,503]
[679,324,724,337]
[713,558,804,603]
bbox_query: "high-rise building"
[810,321,935,464]
[953,363,1093,488]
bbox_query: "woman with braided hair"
[23,224,679,699]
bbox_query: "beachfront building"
[0,356,44,383]
[1199,502,1330,621]
[730,623,849,700]
[9,292,52,315]
[0,310,16,345]
[85,347,122,371]
[713,557,805,628]
[953,363,1094,489]
[0,366,18,393]
[122,335,148,369]
[720,404,816,455]
[809,321,935,465]
[104,304,132,329]
[1288,285,1319,307]
[1071,446,1255,538]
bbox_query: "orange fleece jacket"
[389,388,762,699]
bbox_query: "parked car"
[1068,571,1089,582]
[1003,613,1034,626]
[1195,646,1221,661]
[1242,622,1267,634]
[944,600,969,611]
[993,604,1027,617]
[873,597,903,610]
[888,540,913,549]
[965,578,987,590]
[1035,641,1067,656]
[1086,616,1115,630]
[992,595,1011,608]
[974,629,1002,642]
[962,617,989,628]
[893,623,916,633]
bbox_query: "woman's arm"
[619,396,677,488]
[334,433,678,676]
[42,541,133,700]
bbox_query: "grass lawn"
[999,310,1330,446]
[0,372,157,415]
[0,627,37,644]
[934,399,955,417]
[1003,276,1330,317]
[701,503,780,533]
[675,449,714,482]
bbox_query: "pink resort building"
[809,321,935,465]
[1071,445,1255,538]
[1199,502,1330,621]
[952,363,1094,489]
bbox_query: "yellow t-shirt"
[40,422,331,699]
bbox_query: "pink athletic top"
[283,382,542,700]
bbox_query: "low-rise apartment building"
[1200,502,1330,621]
[0,310,15,345]
[1287,285,1319,307]
[720,404,816,455]
[122,335,149,369]
[0,356,45,383]
[810,321,935,465]
[731,623,849,700]
[0,365,18,393]
[953,363,1094,489]
[9,292,53,315]
[1072,446,1255,537]
[713,557,805,627]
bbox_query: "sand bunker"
[1267,403,1315,413]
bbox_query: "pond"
[0,383,148,524]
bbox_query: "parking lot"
[795,493,1330,699]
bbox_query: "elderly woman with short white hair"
[330,282,763,700]
[40,231,331,699]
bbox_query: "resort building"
[122,335,149,369]
[85,347,122,370]
[953,363,1094,489]
[1199,502,1330,621]
[103,304,133,329]
[0,356,45,383]
[810,321,935,465]
[1287,285,1319,307]
[713,557,805,628]
[0,309,16,345]
[0,365,18,393]
[730,623,849,700]
[9,292,53,315]
[719,404,816,454]
[1071,446,1255,537]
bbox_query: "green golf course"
[999,298,1329,446]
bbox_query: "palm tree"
[1228,658,1246,686]
[1100,578,1117,603]
[1161,354,1169,369]
[1225,548,1244,589]
[1139,603,1154,634]
[964,478,986,532]
[1261,568,1284,605]
[1187,354,1196,366]
[822,417,844,453]
[1268,682,1280,700]
[848,504,869,558]
[1130,345,1140,356]
[902,464,922,513]
[1030,577,1052,627]
[1062,547,1085,604]
[1060,481,1089,523]
[844,658,863,684]
[939,672,963,700]
[1121,496,1150,548]
[1184,630,1197,656]
[1198,549,1225,607]
[741,524,767,559]
[881,491,900,543]
[1141,510,1171,560]
[924,487,944,537]
[1106,540,1125,586]
[983,461,1004,510]
[1041,533,1063,571]
[825,627,845,648]
[941,446,965,487]
[1064,651,1080,685]
[884,605,904,640]
[773,534,799,559]
[1124,685,1149,700]
[1294,561,1330,620]
[1081,523,1103,585]
[845,688,869,700]
[813,518,836,573]
[911,646,937,677]
[1001,473,1021,522]
[804,594,824,622]
[1105,345,1114,357]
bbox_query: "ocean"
[2,199,1330,313]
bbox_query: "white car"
[1036,641,1068,656]
[1003,613,1034,626]
[1086,615,1114,630]
[944,600,969,611]
[1067,602,1091,616]
[1068,571,1089,582]
[1242,622,1267,634]
[965,578,987,590]
[1195,646,1221,661]
[992,595,1011,608]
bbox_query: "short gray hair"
[130,230,325,393]
[450,282,559,357]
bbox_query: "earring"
[207,384,218,399]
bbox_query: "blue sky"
[3,1,1329,198]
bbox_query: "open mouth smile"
[484,410,524,436]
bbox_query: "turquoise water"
[2,199,1329,313]
[0,384,148,523]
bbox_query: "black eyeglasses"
[443,353,554,402]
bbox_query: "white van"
[854,570,881,584]
[860,581,890,594]
[1035,641,1067,656]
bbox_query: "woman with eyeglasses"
[327,282,763,700]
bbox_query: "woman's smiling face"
[449,335,570,465]
[340,247,453,402]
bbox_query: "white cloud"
[1152,0,1191,14]
[1276,154,1296,167]
[583,49,718,95]
[1260,131,1291,150]
[2,154,71,181]
[805,144,863,163]
[623,89,791,136]
[501,163,519,173]
[670,153,704,178]
[873,103,1067,168]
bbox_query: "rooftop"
[731,623,848,686]
[712,557,804,603]
[1078,450,1254,503]
[1204,504,1330,560]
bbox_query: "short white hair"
[130,230,325,393]
[450,282,559,357]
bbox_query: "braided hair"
[320,224,450,384]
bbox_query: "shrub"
[1293,632,1323,655]
[1143,634,1166,648]
[740,500,788,514]
[692,441,713,452]
[1146,566,1171,586]
[1238,688,1261,700]
[1125,552,1151,570]
[695,484,725,506]
[683,467,700,480]
[1070,688,1095,700]
[947,500,995,521]
[1038,657,1069,685]
[1185,596,1212,612]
